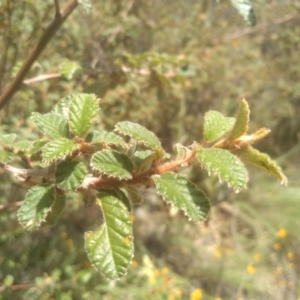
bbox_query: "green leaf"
[55,158,87,191]
[228,99,250,141]
[0,134,17,147]
[114,188,132,212]
[32,112,69,139]
[18,185,55,230]
[124,185,143,205]
[69,93,99,137]
[0,149,13,163]
[115,121,164,158]
[86,130,125,147]
[85,190,133,280]
[133,150,155,175]
[42,138,78,164]
[204,111,235,142]
[196,147,248,191]
[231,0,256,26]
[133,150,154,165]
[12,141,33,152]
[153,172,210,221]
[45,195,66,226]
[59,60,82,80]
[91,150,133,179]
[78,0,92,13]
[236,146,288,185]
[249,128,271,144]
[52,95,72,119]
[28,140,48,155]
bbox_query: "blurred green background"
[0,1,299,299]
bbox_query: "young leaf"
[133,150,154,165]
[235,146,288,185]
[0,149,13,163]
[91,150,133,179]
[86,130,125,147]
[12,141,33,152]
[55,158,87,191]
[114,188,132,212]
[247,127,271,144]
[28,140,49,155]
[52,95,72,119]
[42,138,78,164]
[231,0,256,27]
[228,99,250,141]
[32,112,69,139]
[45,195,66,226]
[153,172,210,222]
[124,185,143,205]
[196,147,248,191]
[85,191,133,280]
[69,93,99,137]
[59,60,81,80]
[0,134,17,147]
[203,111,235,142]
[18,185,55,230]
[115,121,164,158]
[133,150,155,175]
[234,128,271,148]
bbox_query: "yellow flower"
[153,269,160,277]
[289,263,295,269]
[213,247,222,259]
[254,253,261,262]
[278,280,285,288]
[277,228,287,239]
[161,267,169,276]
[60,231,67,239]
[169,288,182,300]
[190,289,203,300]
[287,281,293,287]
[273,242,281,251]
[274,266,283,277]
[246,264,255,275]
[149,276,156,285]
[286,252,294,261]
[131,260,138,267]
[66,238,73,247]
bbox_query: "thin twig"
[0,201,23,211]
[0,283,35,292]
[107,0,136,45]
[23,73,61,85]
[3,164,54,178]
[214,12,299,45]
[0,0,78,110]
[0,0,13,93]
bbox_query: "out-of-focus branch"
[3,164,54,178]
[54,0,61,18]
[23,73,61,85]
[214,12,299,45]
[0,201,23,211]
[0,0,79,111]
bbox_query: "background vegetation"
[0,0,299,299]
